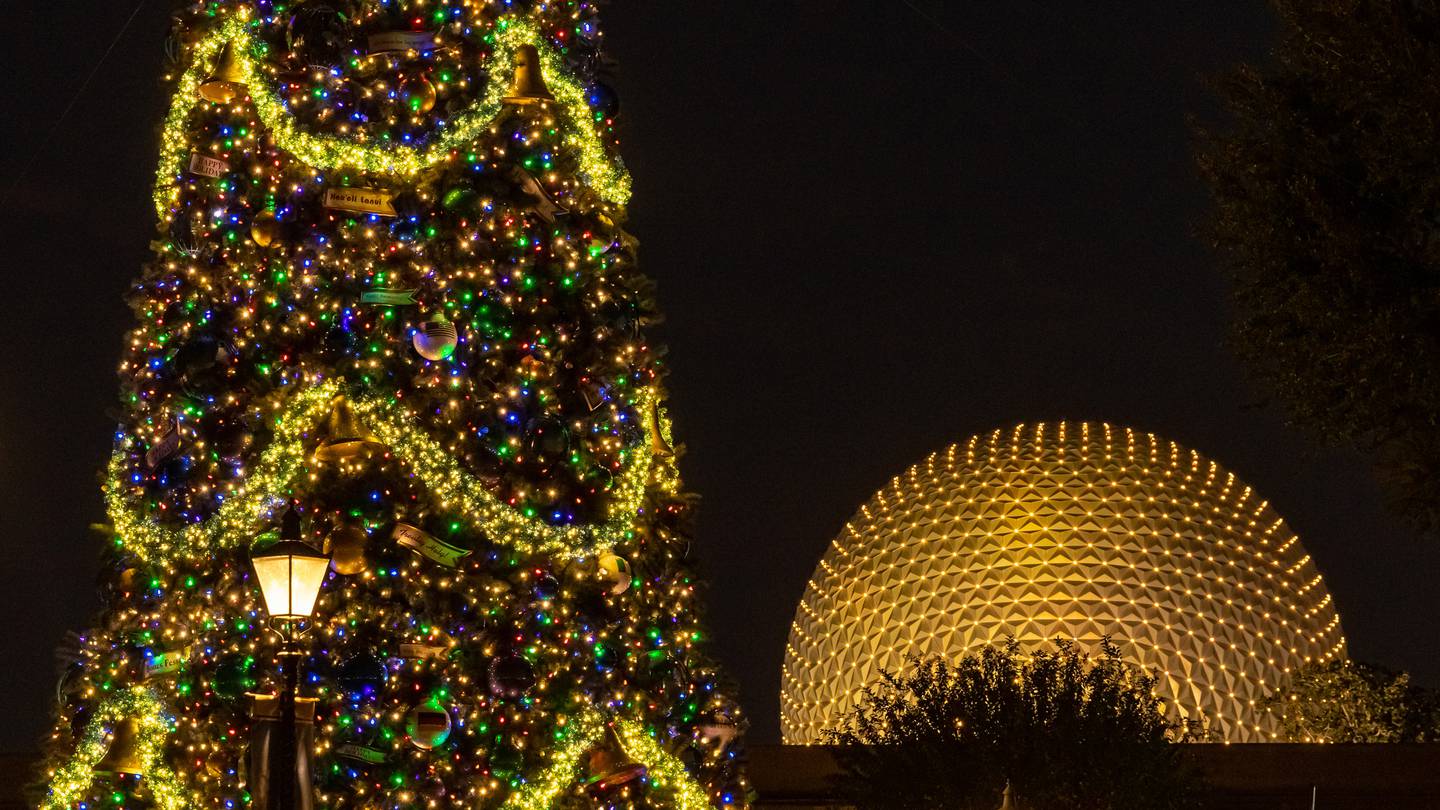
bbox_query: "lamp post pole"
[250,508,330,810]
[272,641,301,810]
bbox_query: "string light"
[105,380,672,563]
[43,688,191,810]
[44,1,749,806]
[154,14,630,220]
[501,711,713,810]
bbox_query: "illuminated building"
[780,422,1346,743]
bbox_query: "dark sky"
[3,1,1439,751]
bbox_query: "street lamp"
[251,510,329,810]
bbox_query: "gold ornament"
[250,209,280,247]
[648,401,674,459]
[326,524,369,576]
[585,727,646,793]
[399,74,438,115]
[198,42,247,104]
[313,396,387,462]
[597,553,632,595]
[502,44,554,106]
[92,718,146,775]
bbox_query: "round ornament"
[287,3,350,66]
[327,524,369,575]
[587,83,620,119]
[412,312,458,361]
[597,553,632,595]
[488,655,535,699]
[399,74,437,115]
[212,655,256,700]
[405,701,452,750]
[533,574,560,602]
[441,185,480,217]
[251,209,281,247]
[337,653,387,696]
[489,745,523,776]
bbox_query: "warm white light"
[780,421,1347,743]
[252,540,330,621]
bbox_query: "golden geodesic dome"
[780,422,1346,743]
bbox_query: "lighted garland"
[501,711,714,810]
[106,380,672,562]
[44,687,191,810]
[153,14,632,220]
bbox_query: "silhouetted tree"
[825,640,1200,810]
[1267,660,1440,742]
[1197,0,1440,538]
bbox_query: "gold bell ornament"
[502,44,554,106]
[198,42,248,104]
[313,396,387,462]
[585,727,647,793]
[92,718,147,776]
[998,782,1017,810]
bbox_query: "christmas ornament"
[327,524,369,575]
[509,166,568,222]
[336,744,387,764]
[188,152,229,178]
[586,727,646,793]
[92,718,145,775]
[502,44,554,106]
[337,653,387,696]
[172,333,227,383]
[405,701,452,750]
[597,553,632,595]
[533,574,560,602]
[399,74,437,115]
[412,312,458,361]
[488,655,535,698]
[314,396,386,461]
[323,187,397,217]
[168,217,203,258]
[488,745,523,776]
[367,30,436,54]
[251,209,281,247]
[213,654,257,700]
[287,3,350,66]
[143,420,182,469]
[441,185,480,217]
[593,642,617,673]
[393,523,471,568]
[698,711,741,753]
[649,400,676,458]
[587,83,620,119]
[198,43,247,103]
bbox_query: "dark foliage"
[824,640,1201,810]
[1196,0,1440,538]
[1267,659,1440,742]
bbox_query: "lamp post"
[250,511,330,810]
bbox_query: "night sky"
[4,1,1440,751]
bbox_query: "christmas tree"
[38,2,748,808]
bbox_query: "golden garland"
[153,14,632,220]
[43,688,192,810]
[501,711,714,810]
[106,380,675,563]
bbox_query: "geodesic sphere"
[780,422,1347,743]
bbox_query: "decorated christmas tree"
[38,2,748,808]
